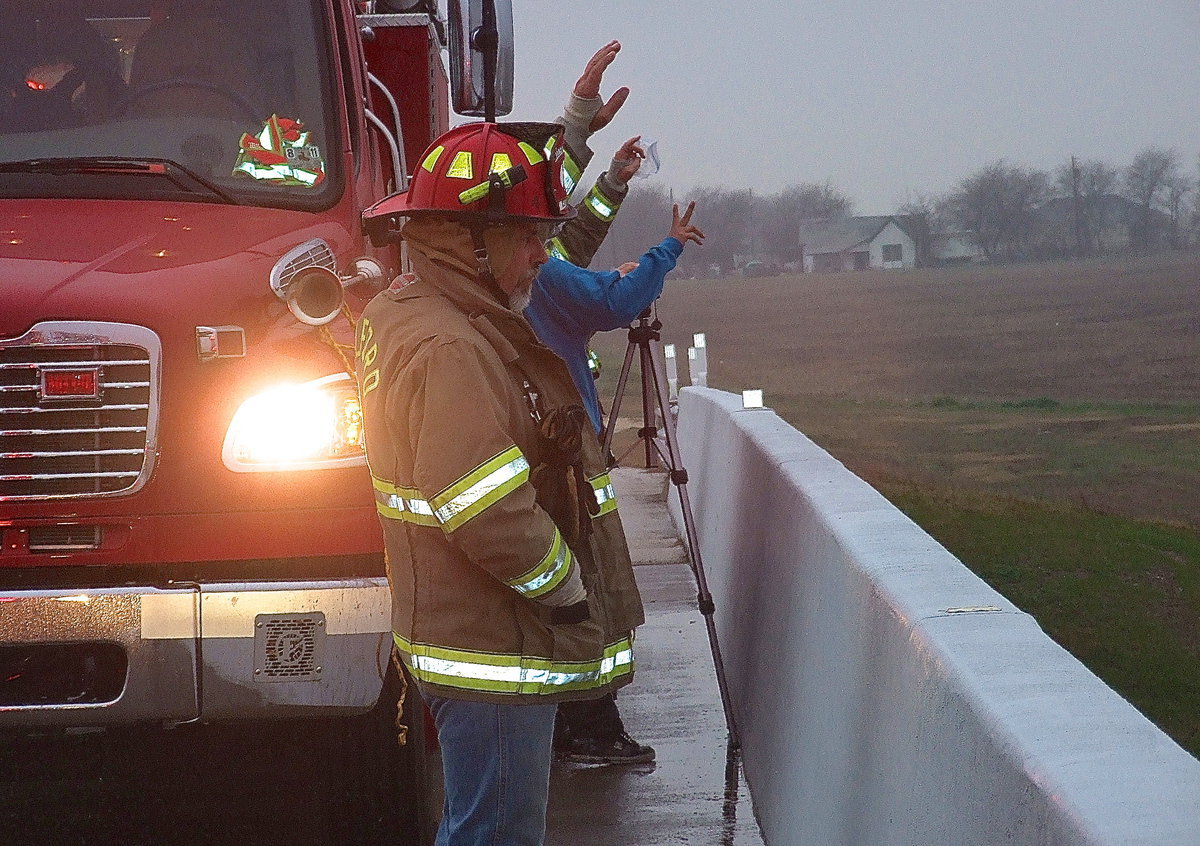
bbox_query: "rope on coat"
[529,404,600,547]
[390,647,409,748]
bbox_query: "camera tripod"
[600,306,739,750]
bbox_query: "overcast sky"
[499,0,1199,214]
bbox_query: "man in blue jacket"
[527,200,703,433]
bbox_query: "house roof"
[798,216,915,255]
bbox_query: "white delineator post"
[687,332,707,387]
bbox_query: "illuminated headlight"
[222,373,366,472]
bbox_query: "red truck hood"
[0,198,354,339]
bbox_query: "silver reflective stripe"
[585,185,617,221]
[396,632,635,694]
[372,476,439,526]
[518,543,569,594]
[511,529,572,598]
[594,482,616,507]
[384,492,436,515]
[408,498,435,517]
[433,454,530,528]
[590,473,618,517]
[562,152,581,194]
[410,648,633,687]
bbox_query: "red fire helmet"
[364,122,577,226]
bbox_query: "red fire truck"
[0,0,513,833]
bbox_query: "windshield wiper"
[0,157,239,205]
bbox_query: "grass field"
[593,252,1200,756]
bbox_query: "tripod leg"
[601,337,638,460]
[643,338,741,749]
[638,340,659,468]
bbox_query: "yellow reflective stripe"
[509,528,573,598]
[547,237,569,261]
[421,145,445,172]
[584,184,617,221]
[446,150,474,179]
[372,476,439,527]
[518,141,544,166]
[589,473,618,517]
[458,181,491,205]
[490,153,513,174]
[394,632,635,695]
[459,166,524,205]
[431,446,530,532]
[561,151,581,194]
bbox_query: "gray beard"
[508,288,532,313]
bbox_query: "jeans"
[426,695,558,846]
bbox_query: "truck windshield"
[0,0,340,209]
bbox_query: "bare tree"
[1054,158,1119,255]
[1193,154,1200,246]
[1164,173,1193,250]
[945,160,1050,261]
[678,185,755,276]
[601,181,852,278]
[1123,146,1180,250]
[758,182,852,260]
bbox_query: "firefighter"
[523,41,692,764]
[530,184,704,435]
[357,121,644,846]
[528,143,705,764]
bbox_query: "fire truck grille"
[0,343,153,500]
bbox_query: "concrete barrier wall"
[668,387,1200,846]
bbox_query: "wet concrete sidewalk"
[546,467,765,846]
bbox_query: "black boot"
[553,694,655,764]
[555,729,655,764]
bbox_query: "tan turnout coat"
[356,245,644,705]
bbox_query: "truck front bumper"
[0,578,391,727]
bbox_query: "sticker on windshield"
[232,115,326,188]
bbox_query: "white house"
[798,216,918,272]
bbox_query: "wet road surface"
[546,468,764,846]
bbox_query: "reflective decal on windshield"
[232,115,326,188]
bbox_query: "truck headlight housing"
[222,373,366,472]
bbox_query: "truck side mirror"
[447,0,513,118]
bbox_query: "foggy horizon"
[506,0,1199,215]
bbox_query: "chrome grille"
[0,322,160,501]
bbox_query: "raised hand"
[669,202,705,247]
[610,136,644,184]
[573,40,630,132]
